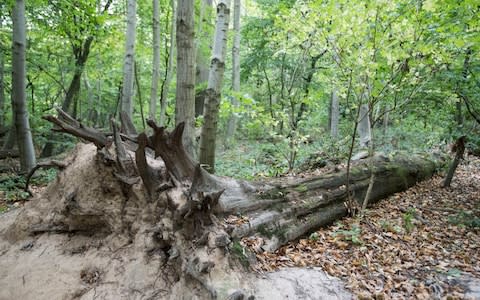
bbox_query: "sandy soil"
[0,143,353,300]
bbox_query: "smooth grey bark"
[0,15,4,130]
[383,104,389,135]
[225,0,241,145]
[330,89,339,138]
[358,104,371,148]
[198,0,231,173]
[175,0,196,156]
[12,0,36,172]
[121,0,137,119]
[0,45,5,129]
[149,0,160,121]
[159,0,176,127]
[83,71,95,124]
[194,0,213,117]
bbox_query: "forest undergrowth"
[244,156,480,299]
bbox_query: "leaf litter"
[246,156,480,299]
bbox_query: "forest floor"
[245,155,480,299]
[1,153,479,299]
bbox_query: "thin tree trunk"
[83,71,95,125]
[134,61,146,130]
[121,0,137,119]
[330,88,339,138]
[194,0,213,117]
[198,0,231,173]
[12,0,36,172]
[176,0,196,156]
[225,0,241,146]
[383,104,389,135]
[358,104,371,148]
[443,136,466,188]
[159,0,176,127]
[0,42,5,129]
[61,37,94,118]
[149,0,160,121]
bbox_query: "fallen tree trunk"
[1,110,445,299]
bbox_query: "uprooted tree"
[1,109,445,299]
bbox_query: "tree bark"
[34,109,445,300]
[194,0,213,117]
[198,0,231,173]
[330,88,339,138]
[159,0,176,127]
[61,37,94,117]
[358,103,371,148]
[43,111,445,254]
[176,0,196,157]
[225,0,241,146]
[121,0,137,119]
[0,38,5,130]
[443,136,466,188]
[12,0,36,172]
[149,0,161,121]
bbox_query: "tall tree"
[0,36,5,130]
[58,0,113,117]
[198,0,231,173]
[149,0,160,121]
[40,0,113,157]
[194,0,213,117]
[159,0,176,126]
[11,0,36,172]
[121,0,137,120]
[329,89,339,138]
[175,0,196,156]
[225,0,241,145]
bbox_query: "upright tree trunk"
[225,0,241,146]
[159,0,176,127]
[383,104,389,135]
[176,0,196,156]
[358,103,371,148]
[443,136,466,188]
[330,89,339,138]
[121,0,137,119]
[198,0,231,173]
[0,44,5,129]
[194,0,213,117]
[61,37,94,118]
[12,0,36,172]
[149,0,160,121]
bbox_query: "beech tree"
[11,0,36,172]
[149,0,160,121]
[175,0,196,156]
[159,0,176,127]
[225,0,241,144]
[0,37,4,130]
[121,0,137,120]
[198,0,231,173]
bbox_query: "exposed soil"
[0,144,478,299]
[0,143,353,300]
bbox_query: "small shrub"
[333,224,363,245]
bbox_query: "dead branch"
[43,108,109,148]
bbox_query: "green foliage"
[402,208,416,233]
[448,211,480,229]
[0,175,28,201]
[333,223,363,245]
[379,220,403,234]
[308,232,319,241]
[230,240,250,267]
